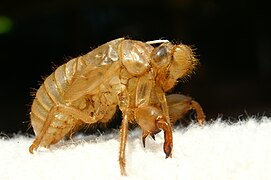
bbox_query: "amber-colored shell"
[29,38,204,176]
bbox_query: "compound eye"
[151,46,170,67]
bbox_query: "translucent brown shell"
[29,38,205,176]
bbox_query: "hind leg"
[166,94,205,125]
[29,104,99,153]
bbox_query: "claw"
[142,132,148,148]
[151,134,156,141]
[142,137,146,148]
[142,132,156,148]
[156,117,173,158]
[191,100,205,126]
[29,144,37,154]
[135,106,173,158]
[29,139,39,154]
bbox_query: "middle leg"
[118,109,133,176]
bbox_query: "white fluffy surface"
[1,117,271,180]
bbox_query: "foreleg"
[166,94,205,125]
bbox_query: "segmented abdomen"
[30,57,87,146]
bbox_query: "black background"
[1,0,270,134]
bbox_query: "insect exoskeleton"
[29,38,205,176]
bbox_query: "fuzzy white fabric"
[1,117,271,180]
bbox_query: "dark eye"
[151,46,170,67]
[155,46,167,59]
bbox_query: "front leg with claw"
[166,94,205,125]
[134,106,173,158]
